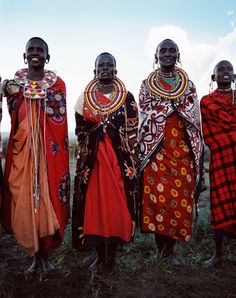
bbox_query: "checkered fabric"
[201,90,236,230]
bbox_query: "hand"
[2,79,20,96]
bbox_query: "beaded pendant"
[14,68,57,99]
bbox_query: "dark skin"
[203,60,235,268]
[155,39,180,73]
[3,38,50,96]
[23,38,50,81]
[94,53,117,93]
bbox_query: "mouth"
[223,74,230,79]
[31,57,40,62]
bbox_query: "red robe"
[2,69,70,253]
[201,90,236,233]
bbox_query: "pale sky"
[1,0,236,134]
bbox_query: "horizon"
[1,0,236,133]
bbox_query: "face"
[94,54,116,84]
[24,39,49,69]
[155,40,179,72]
[213,60,234,88]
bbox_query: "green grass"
[64,158,236,274]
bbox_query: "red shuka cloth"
[2,75,70,253]
[141,112,194,242]
[83,92,132,242]
[201,90,236,233]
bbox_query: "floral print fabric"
[141,112,194,242]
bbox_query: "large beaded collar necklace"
[147,67,189,99]
[14,68,57,99]
[84,77,126,115]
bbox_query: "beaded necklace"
[147,67,189,99]
[85,77,126,134]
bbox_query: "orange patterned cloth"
[141,112,194,242]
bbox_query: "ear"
[94,69,97,77]
[23,53,26,60]
[234,74,236,82]
[154,53,158,64]
[114,69,117,75]
[177,53,180,63]
[46,54,50,63]
[211,74,215,81]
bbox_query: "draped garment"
[142,112,194,242]
[2,69,70,254]
[138,69,205,241]
[72,83,138,251]
[201,90,236,233]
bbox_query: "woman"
[72,52,138,272]
[138,39,205,265]
[2,37,70,272]
[201,60,236,268]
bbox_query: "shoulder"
[126,91,135,101]
[74,92,85,115]
[55,75,66,89]
[200,94,213,107]
[187,79,197,92]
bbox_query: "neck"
[27,67,45,81]
[97,82,114,94]
[217,82,232,92]
[159,67,176,78]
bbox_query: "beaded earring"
[232,74,236,105]
[153,59,159,70]
[176,54,182,68]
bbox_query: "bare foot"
[168,255,184,267]
[25,255,40,273]
[89,257,103,273]
[203,255,221,268]
[41,256,55,273]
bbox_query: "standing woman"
[138,39,205,264]
[72,52,138,271]
[2,37,70,272]
[201,60,236,268]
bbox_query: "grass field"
[0,157,236,297]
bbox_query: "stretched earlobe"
[94,69,97,79]
[46,54,50,64]
[23,53,27,65]
[177,53,180,63]
[153,54,158,70]
[211,74,215,81]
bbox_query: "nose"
[103,64,109,70]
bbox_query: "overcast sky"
[1,0,236,134]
